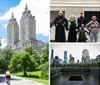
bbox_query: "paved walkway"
[0,75,44,85]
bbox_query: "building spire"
[25,3,28,11]
[11,12,14,18]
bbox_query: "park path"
[0,75,44,85]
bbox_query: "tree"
[0,48,14,73]
[24,46,34,55]
[1,48,14,61]
[40,43,49,79]
[0,54,8,73]
[41,43,49,64]
[9,52,37,76]
[24,46,41,66]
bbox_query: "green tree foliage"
[0,43,49,80]
[1,48,14,62]
[9,52,37,76]
[24,46,41,67]
[24,46,34,55]
[51,62,100,68]
[40,43,49,80]
[0,48,14,73]
[0,54,7,73]
[41,43,49,64]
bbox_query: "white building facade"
[7,4,45,53]
[50,0,100,22]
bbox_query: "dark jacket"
[77,16,86,28]
[68,21,77,42]
[53,15,68,42]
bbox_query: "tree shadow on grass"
[15,74,39,79]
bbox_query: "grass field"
[12,71,49,85]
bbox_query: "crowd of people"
[51,11,100,42]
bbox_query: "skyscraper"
[82,49,90,63]
[64,51,67,64]
[7,12,19,46]
[20,4,36,43]
[69,54,74,64]
[51,49,54,59]
[7,4,45,52]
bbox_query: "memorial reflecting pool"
[51,72,100,85]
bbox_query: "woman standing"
[68,14,77,42]
[53,11,68,42]
[86,16,100,42]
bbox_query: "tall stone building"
[82,49,90,63]
[7,4,45,53]
[7,12,19,47]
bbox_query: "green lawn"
[12,71,49,85]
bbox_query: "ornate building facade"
[7,4,45,53]
[50,0,100,23]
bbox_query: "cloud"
[0,0,50,36]
[3,24,7,29]
[0,38,7,48]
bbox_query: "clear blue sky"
[0,0,49,48]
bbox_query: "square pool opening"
[68,75,83,81]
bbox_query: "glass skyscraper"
[51,49,54,59]
[64,51,67,64]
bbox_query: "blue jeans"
[90,33,98,42]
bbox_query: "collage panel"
[50,43,100,85]
[50,0,100,42]
[50,0,100,85]
[0,0,49,85]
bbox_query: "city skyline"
[0,0,49,48]
[6,4,45,52]
[50,43,100,62]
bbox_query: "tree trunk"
[23,70,27,77]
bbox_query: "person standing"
[86,16,100,42]
[77,24,89,42]
[68,14,77,42]
[53,11,68,42]
[77,12,86,29]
